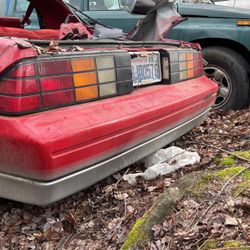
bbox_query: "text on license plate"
[130,52,162,86]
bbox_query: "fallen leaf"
[114,193,129,201]
[126,205,135,215]
[225,216,238,226]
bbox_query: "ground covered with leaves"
[0,108,249,250]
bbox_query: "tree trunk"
[121,171,204,250]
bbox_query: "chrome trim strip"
[0,108,210,205]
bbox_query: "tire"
[202,46,249,110]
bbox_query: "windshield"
[178,0,214,3]
[64,0,214,11]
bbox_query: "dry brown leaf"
[114,193,129,201]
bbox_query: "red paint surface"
[0,27,60,40]
[0,77,218,180]
[0,17,22,28]
[0,38,37,73]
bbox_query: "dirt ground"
[0,108,249,250]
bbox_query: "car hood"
[128,0,184,41]
[177,3,250,19]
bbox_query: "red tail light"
[0,95,40,113]
[37,60,71,75]
[0,79,38,94]
[10,63,35,77]
[40,76,73,92]
[42,90,75,108]
[160,49,204,83]
[0,51,133,115]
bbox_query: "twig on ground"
[106,199,127,240]
[55,216,94,250]
[187,203,201,231]
[55,233,75,250]
[114,168,130,188]
[166,237,173,250]
[187,142,250,163]
[196,234,214,250]
[227,209,249,241]
[211,247,250,250]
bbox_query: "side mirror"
[121,0,156,15]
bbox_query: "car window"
[216,0,250,9]
[67,0,81,9]
[89,0,122,10]
[1,0,40,29]
[69,0,215,12]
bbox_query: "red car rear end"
[0,0,218,205]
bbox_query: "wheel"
[202,46,249,110]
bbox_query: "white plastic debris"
[142,149,169,168]
[123,146,200,185]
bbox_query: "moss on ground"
[223,240,249,249]
[215,151,250,183]
[122,151,250,249]
[220,156,235,166]
[199,239,249,249]
[235,151,250,160]
[219,150,250,166]
[232,180,250,198]
[215,166,250,180]
[193,173,214,193]
[121,215,149,250]
[200,239,217,249]
[190,165,250,198]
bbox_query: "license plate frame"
[130,52,162,86]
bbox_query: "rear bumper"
[0,76,218,204]
[0,108,210,205]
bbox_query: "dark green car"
[74,0,250,110]
[3,0,250,110]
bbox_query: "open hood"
[3,0,185,42]
[28,0,74,29]
[127,0,184,41]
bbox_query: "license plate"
[130,52,162,86]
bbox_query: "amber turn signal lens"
[186,53,194,61]
[237,20,250,26]
[187,69,194,78]
[73,72,97,87]
[75,86,98,101]
[187,60,194,70]
[71,58,95,72]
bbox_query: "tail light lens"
[160,49,204,83]
[0,51,133,115]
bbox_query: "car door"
[3,0,40,29]
[79,0,142,32]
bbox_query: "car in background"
[0,0,218,205]
[216,0,250,9]
[51,0,250,111]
